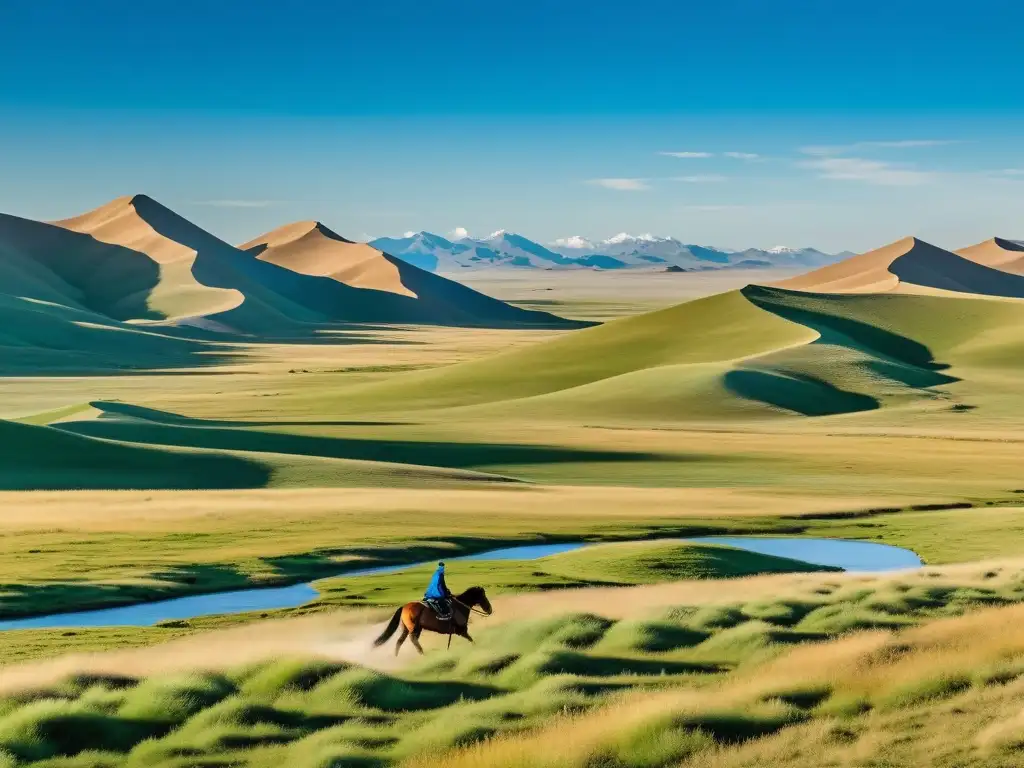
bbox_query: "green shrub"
[118,673,234,723]
[0,699,158,760]
[242,659,349,699]
[484,613,614,654]
[594,716,716,767]
[675,701,805,744]
[597,620,709,653]
[327,669,495,712]
[686,605,747,630]
[740,600,819,626]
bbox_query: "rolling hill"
[0,416,513,491]
[323,238,1024,422]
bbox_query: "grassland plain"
[0,563,1023,766]
[2,261,1024,767]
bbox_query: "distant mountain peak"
[374,227,845,273]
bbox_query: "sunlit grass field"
[1,562,1024,766]
[2,271,1024,765]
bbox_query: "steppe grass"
[1,564,1024,765]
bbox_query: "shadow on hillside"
[742,284,958,386]
[724,369,880,417]
[59,417,670,472]
[718,284,966,416]
[0,418,274,491]
[890,240,1024,298]
[92,401,411,428]
[0,212,163,320]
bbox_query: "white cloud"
[402,231,417,238]
[551,235,594,249]
[587,178,650,191]
[449,226,470,239]
[191,199,280,208]
[998,169,1024,176]
[723,152,760,160]
[603,232,664,244]
[800,140,959,156]
[658,151,713,158]
[670,175,727,183]
[801,157,933,186]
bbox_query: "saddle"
[422,598,453,621]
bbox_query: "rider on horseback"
[423,561,453,620]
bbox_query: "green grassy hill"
[0,292,238,374]
[317,282,1024,423]
[326,289,817,411]
[0,418,515,491]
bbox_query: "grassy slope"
[0,293,239,374]
[0,418,271,491]
[0,419,511,493]
[1,563,1023,766]
[744,284,1024,365]
[51,402,683,482]
[314,284,1024,423]
[323,289,819,413]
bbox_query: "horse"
[372,585,493,656]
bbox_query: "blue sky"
[2,0,1023,252]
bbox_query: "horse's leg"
[410,624,425,655]
[455,620,473,643]
[395,605,418,657]
[394,625,409,656]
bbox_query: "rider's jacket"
[424,565,450,599]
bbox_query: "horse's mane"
[457,585,485,602]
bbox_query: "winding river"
[0,537,921,630]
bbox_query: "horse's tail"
[373,607,404,647]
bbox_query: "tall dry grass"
[407,601,1024,768]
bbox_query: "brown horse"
[373,586,493,656]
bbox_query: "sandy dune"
[772,237,907,293]
[0,196,584,336]
[242,221,417,298]
[956,237,1024,274]
[237,220,579,328]
[58,195,203,265]
[774,236,1024,298]
[55,195,244,319]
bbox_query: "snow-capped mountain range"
[369,231,849,273]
